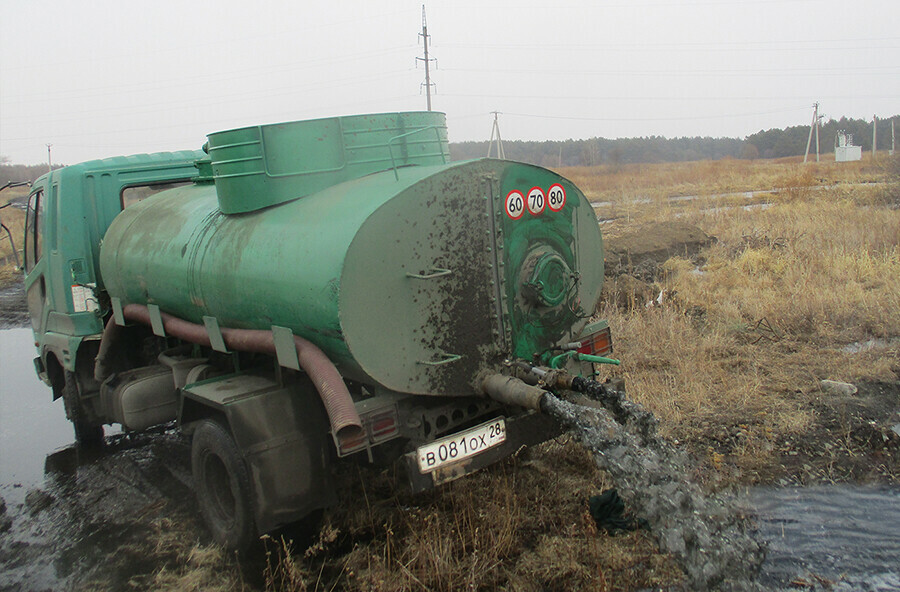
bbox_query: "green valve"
[547,351,620,369]
[575,353,620,366]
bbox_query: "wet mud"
[0,431,203,592]
[0,327,220,591]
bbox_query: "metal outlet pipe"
[481,374,550,411]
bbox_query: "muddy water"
[546,388,900,591]
[0,328,73,505]
[0,328,202,592]
[543,394,766,591]
[748,485,900,591]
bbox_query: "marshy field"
[1,155,898,591]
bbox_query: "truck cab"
[22,151,204,440]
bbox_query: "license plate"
[417,417,506,473]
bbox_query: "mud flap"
[180,372,335,534]
[403,410,562,494]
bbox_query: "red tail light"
[336,405,400,456]
[577,325,613,357]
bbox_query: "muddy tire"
[62,371,104,446]
[191,419,256,551]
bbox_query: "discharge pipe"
[481,373,557,413]
[118,304,363,440]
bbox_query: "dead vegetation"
[260,440,681,592]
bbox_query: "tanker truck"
[20,112,619,550]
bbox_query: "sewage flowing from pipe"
[542,392,766,591]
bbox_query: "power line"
[501,106,811,122]
[439,65,900,77]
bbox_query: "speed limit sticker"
[527,187,546,216]
[505,190,525,219]
[548,183,566,211]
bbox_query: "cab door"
[23,186,48,334]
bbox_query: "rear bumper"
[402,410,562,494]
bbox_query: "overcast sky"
[1,0,898,165]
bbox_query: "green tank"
[99,112,604,396]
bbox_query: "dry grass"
[262,440,681,592]
[590,154,900,482]
[558,156,885,205]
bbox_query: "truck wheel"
[191,419,256,551]
[62,371,104,446]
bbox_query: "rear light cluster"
[336,406,400,457]
[576,325,613,357]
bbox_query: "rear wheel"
[191,419,256,551]
[62,371,104,446]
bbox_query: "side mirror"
[0,181,30,270]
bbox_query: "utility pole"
[803,102,820,163]
[872,115,877,159]
[815,111,820,162]
[891,118,895,156]
[416,5,436,111]
[487,112,505,159]
[46,144,52,173]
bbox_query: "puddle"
[0,328,74,506]
[0,328,203,592]
[747,485,900,591]
[591,181,885,211]
[843,337,900,354]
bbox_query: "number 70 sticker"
[505,184,566,220]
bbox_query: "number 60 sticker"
[505,190,525,220]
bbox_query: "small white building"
[835,131,862,162]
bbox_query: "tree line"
[3,114,897,184]
[450,114,899,167]
[0,159,61,188]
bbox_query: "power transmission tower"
[487,112,506,159]
[416,5,436,111]
[46,144,53,173]
[891,118,895,156]
[803,102,822,163]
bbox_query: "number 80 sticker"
[505,190,525,220]
[548,183,566,211]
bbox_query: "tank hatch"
[207,112,450,214]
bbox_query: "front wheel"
[191,419,256,551]
[62,371,104,446]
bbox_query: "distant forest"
[0,160,61,187]
[450,115,899,167]
[2,115,897,186]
